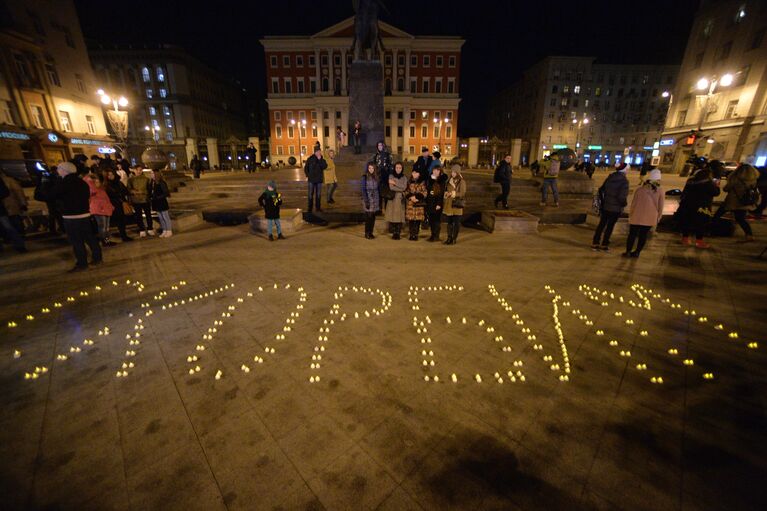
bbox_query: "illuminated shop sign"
[0,131,30,140]
[97,147,116,154]
[659,139,675,146]
[70,138,110,146]
[587,145,602,150]
[552,144,568,149]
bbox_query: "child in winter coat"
[258,181,284,241]
[624,169,664,258]
[405,169,427,240]
[86,172,115,245]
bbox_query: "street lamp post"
[290,118,307,166]
[695,73,733,132]
[97,89,129,155]
[433,117,449,153]
[572,117,589,157]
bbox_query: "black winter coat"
[54,174,91,216]
[413,155,433,178]
[258,191,282,219]
[374,149,393,180]
[304,155,327,183]
[678,176,720,213]
[106,179,130,207]
[426,173,447,208]
[0,176,9,216]
[494,161,512,184]
[599,171,629,213]
[149,180,170,212]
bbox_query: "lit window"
[159,88,167,98]
[574,85,581,94]
[85,115,96,134]
[1,100,14,125]
[734,4,746,23]
[156,67,165,81]
[277,145,284,155]
[146,89,153,99]
[142,67,150,82]
[29,105,45,128]
[275,125,282,138]
[59,110,72,132]
[149,106,157,116]
[165,118,173,128]
[163,105,171,116]
[165,131,173,141]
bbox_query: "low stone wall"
[533,171,594,195]
[480,210,539,234]
[248,208,304,236]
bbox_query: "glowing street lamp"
[290,118,307,165]
[694,73,734,131]
[573,117,590,156]
[97,89,130,154]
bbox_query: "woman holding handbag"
[405,168,427,240]
[105,169,133,242]
[442,164,466,245]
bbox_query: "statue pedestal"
[349,61,384,147]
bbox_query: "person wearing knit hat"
[624,167,664,258]
[258,180,284,241]
[54,161,103,271]
[591,161,629,251]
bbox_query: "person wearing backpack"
[494,154,512,209]
[591,162,629,251]
[539,154,560,207]
[713,163,759,242]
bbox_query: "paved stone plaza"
[1,219,766,510]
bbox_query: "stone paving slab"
[0,217,766,510]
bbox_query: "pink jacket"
[85,176,114,216]
[629,183,664,227]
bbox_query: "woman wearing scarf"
[443,164,466,245]
[384,162,407,239]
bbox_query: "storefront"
[0,129,34,160]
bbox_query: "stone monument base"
[349,61,384,147]
[481,210,539,233]
[249,209,304,236]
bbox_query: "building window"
[421,110,428,119]
[422,79,429,93]
[1,100,14,124]
[725,99,739,119]
[423,55,430,67]
[398,55,405,67]
[446,126,452,139]
[85,115,96,134]
[703,18,714,38]
[561,98,568,106]
[397,126,403,137]
[142,67,150,82]
[275,125,282,138]
[385,54,392,66]
[297,80,305,93]
[385,110,391,120]
[149,106,157,116]
[410,55,417,67]
[410,111,416,120]
[310,78,317,93]
[385,126,391,137]
[574,85,581,94]
[448,55,456,68]
[421,124,427,138]
[271,78,279,93]
[287,126,294,138]
[311,124,318,138]
[59,110,72,132]
[409,145,415,154]
[146,89,153,99]
[309,55,316,67]
[277,145,284,155]
[435,79,442,93]
[274,111,281,121]
[165,118,173,128]
[447,78,455,94]
[751,27,765,49]
[163,105,171,116]
[283,55,290,67]
[563,85,569,94]
[284,78,292,94]
[321,54,328,66]
[45,64,61,87]
[436,55,443,67]
[676,110,687,126]
[322,77,329,92]
[296,55,304,67]
[156,67,165,82]
[552,85,558,94]
[334,54,341,66]
[165,131,173,142]
[75,74,86,93]
[410,78,417,93]
[717,41,732,60]
[288,145,295,155]
[299,124,307,139]
[159,88,167,98]
[270,55,278,67]
[409,125,416,138]
[61,27,75,48]
[29,105,46,128]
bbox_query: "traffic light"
[684,134,697,146]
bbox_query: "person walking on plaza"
[623,169,664,258]
[324,149,338,204]
[304,148,327,213]
[86,172,115,246]
[384,162,407,239]
[361,162,380,239]
[591,162,629,251]
[443,164,466,245]
[676,167,720,249]
[426,164,447,242]
[539,154,560,207]
[190,154,203,179]
[105,169,133,242]
[405,168,427,240]
[1,171,28,239]
[713,163,759,242]
[258,181,284,241]
[494,154,513,209]
[149,171,173,237]
[0,174,26,253]
[246,143,258,173]
[353,120,362,154]
[336,126,346,149]
[128,166,154,237]
[53,162,101,271]
[413,147,433,182]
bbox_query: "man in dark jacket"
[190,154,203,179]
[0,175,26,253]
[592,162,630,251]
[53,162,102,271]
[494,154,513,209]
[412,147,433,181]
[304,149,327,212]
[246,144,258,172]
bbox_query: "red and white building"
[260,17,463,162]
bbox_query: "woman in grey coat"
[384,161,407,239]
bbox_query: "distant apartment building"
[488,56,678,166]
[89,44,252,169]
[261,17,463,163]
[0,0,111,166]
[658,0,767,171]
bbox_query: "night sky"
[74,0,700,136]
